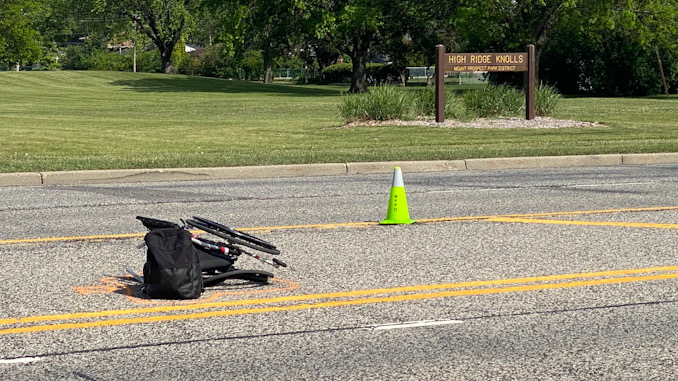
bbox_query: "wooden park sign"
[435,44,536,122]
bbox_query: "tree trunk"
[349,37,370,93]
[263,67,274,84]
[160,47,175,74]
[262,45,274,84]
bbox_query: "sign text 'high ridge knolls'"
[444,53,528,72]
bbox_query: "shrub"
[340,85,414,122]
[61,46,90,70]
[411,87,435,117]
[367,63,400,85]
[199,45,233,78]
[241,50,263,80]
[321,63,352,84]
[178,54,202,76]
[411,87,475,121]
[463,84,523,117]
[136,50,162,73]
[534,82,561,116]
[87,50,132,71]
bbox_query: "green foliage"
[60,46,162,73]
[136,50,162,73]
[178,54,202,76]
[321,63,401,85]
[540,17,671,96]
[535,83,561,116]
[340,85,414,122]
[94,0,199,73]
[171,40,190,72]
[0,0,43,66]
[340,84,554,122]
[61,46,90,70]
[199,45,239,79]
[463,85,524,118]
[411,87,474,121]
[369,64,401,85]
[274,55,306,70]
[88,50,131,71]
[321,63,352,83]
[241,50,263,80]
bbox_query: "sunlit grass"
[0,71,676,172]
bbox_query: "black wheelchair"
[132,215,286,286]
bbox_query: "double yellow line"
[2,265,678,336]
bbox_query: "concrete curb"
[0,172,43,187]
[465,154,622,170]
[1,153,677,187]
[346,160,466,174]
[40,163,348,185]
[622,152,678,165]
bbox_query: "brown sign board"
[444,53,528,72]
[435,45,536,122]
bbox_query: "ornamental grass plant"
[535,82,561,116]
[340,85,415,122]
[340,82,560,123]
[462,84,524,117]
[410,87,474,121]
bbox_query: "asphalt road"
[1,164,678,380]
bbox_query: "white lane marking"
[428,182,657,193]
[567,182,654,188]
[0,357,43,365]
[365,319,463,331]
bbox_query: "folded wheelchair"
[131,215,286,288]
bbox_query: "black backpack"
[143,228,204,299]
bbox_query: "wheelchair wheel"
[186,219,280,255]
[192,216,278,251]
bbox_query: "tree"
[304,0,389,93]
[204,0,303,84]
[379,0,458,85]
[539,0,678,95]
[0,0,43,68]
[452,0,677,95]
[95,0,198,74]
[454,0,579,82]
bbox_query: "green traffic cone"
[380,167,415,225]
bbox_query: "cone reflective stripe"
[380,167,415,225]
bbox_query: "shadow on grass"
[109,76,341,97]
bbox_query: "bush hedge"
[340,84,561,122]
[60,46,162,73]
[341,85,414,122]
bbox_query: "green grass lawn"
[0,71,676,173]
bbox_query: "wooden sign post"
[435,44,536,122]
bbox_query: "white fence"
[406,66,487,85]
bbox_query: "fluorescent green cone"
[380,167,415,225]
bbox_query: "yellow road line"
[3,271,678,336]
[417,206,678,224]
[488,217,678,229]
[2,265,678,326]
[0,232,146,245]
[2,206,678,246]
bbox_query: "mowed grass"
[0,71,677,173]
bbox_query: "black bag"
[143,228,203,299]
